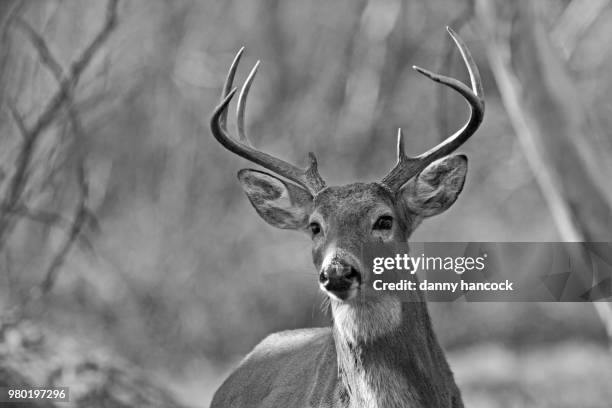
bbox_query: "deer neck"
[330,296,453,408]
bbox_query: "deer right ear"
[237,169,313,230]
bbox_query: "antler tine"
[219,47,244,130]
[381,27,485,191]
[236,61,260,144]
[396,128,406,160]
[210,49,326,194]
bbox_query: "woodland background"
[1,0,612,407]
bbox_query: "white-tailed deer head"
[211,27,484,305]
[210,27,484,408]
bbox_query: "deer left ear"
[399,155,468,218]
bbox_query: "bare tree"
[0,0,118,302]
[475,0,612,342]
[0,3,194,405]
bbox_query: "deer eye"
[373,215,393,231]
[309,222,322,236]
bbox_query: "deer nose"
[319,261,361,289]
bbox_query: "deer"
[209,27,484,408]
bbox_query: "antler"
[381,27,485,191]
[210,48,326,194]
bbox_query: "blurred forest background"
[1,0,612,407]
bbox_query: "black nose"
[319,261,361,290]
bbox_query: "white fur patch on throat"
[332,296,402,344]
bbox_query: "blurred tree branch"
[0,1,23,87]
[15,17,64,82]
[0,0,117,260]
[476,0,612,240]
[476,0,612,343]
[551,0,609,59]
[39,163,90,296]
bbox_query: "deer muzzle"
[319,259,362,301]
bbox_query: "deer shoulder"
[210,327,343,408]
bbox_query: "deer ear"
[237,169,313,230]
[399,155,467,218]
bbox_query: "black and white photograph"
[1,1,612,407]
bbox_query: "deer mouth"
[320,265,362,301]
